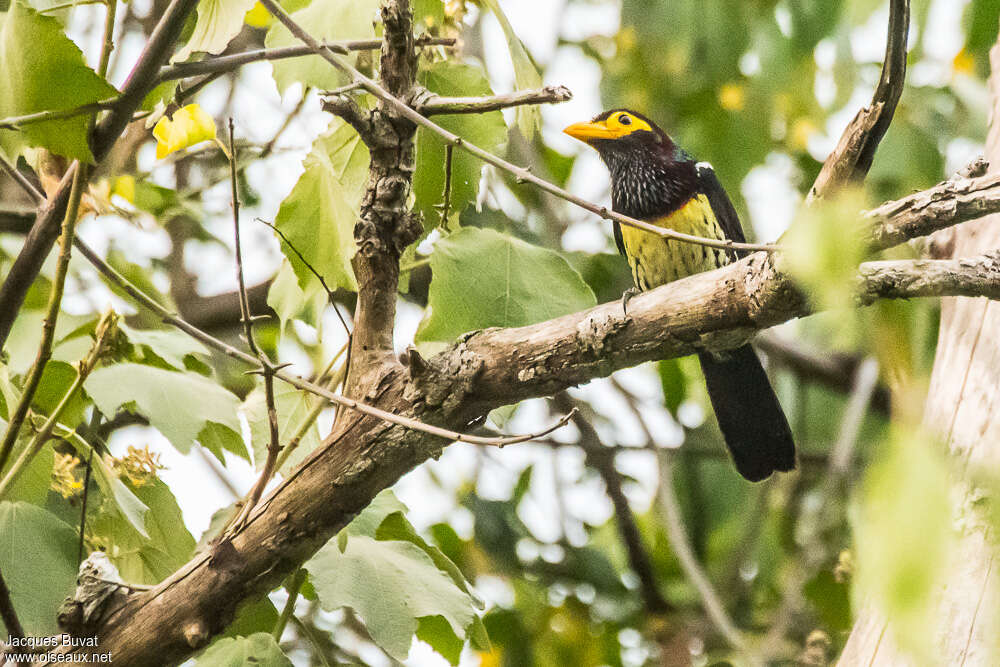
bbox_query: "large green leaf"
[84,363,243,458]
[173,0,258,62]
[120,323,211,371]
[266,260,329,331]
[0,0,118,161]
[264,0,380,93]
[88,478,194,584]
[274,119,368,294]
[413,61,508,230]
[194,632,292,666]
[307,536,478,662]
[481,0,543,137]
[416,228,596,342]
[307,490,481,663]
[0,502,78,635]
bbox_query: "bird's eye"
[618,114,632,126]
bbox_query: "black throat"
[598,139,699,220]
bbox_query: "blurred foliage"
[0,0,995,665]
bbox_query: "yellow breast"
[619,194,730,291]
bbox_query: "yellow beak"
[563,120,615,143]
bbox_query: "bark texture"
[837,37,1000,667]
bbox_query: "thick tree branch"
[856,253,1000,303]
[410,84,572,115]
[809,0,909,200]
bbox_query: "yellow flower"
[111,444,164,487]
[153,104,217,159]
[245,2,271,28]
[718,82,746,112]
[51,452,83,499]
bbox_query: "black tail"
[698,345,796,482]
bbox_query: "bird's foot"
[621,287,641,316]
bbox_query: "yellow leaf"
[112,174,135,204]
[952,48,975,76]
[152,104,217,159]
[245,2,271,28]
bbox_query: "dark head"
[563,109,697,219]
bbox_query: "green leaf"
[194,632,292,667]
[266,260,328,331]
[88,478,193,583]
[480,0,543,137]
[344,489,408,538]
[120,324,210,371]
[852,430,954,661]
[413,61,508,230]
[657,358,688,414]
[274,118,368,294]
[0,501,77,635]
[173,0,258,62]
[413,0,444,31]
[0,0,118,161]
[264,0,380,93]
[242,380,321,472]
[221,597,280,639]
[416,228,596,342]
[84,363,242,456]
[306,535,478,661]
[4,438,53,505]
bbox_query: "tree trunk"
[837,34,1000,667]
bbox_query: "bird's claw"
[621,287,641,316]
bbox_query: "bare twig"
[78,448,95,566]
[273,569,306,641]
[257,0,778,254]
[226,121,282,528]
[809,0,909,200]
[553,393,672,614]
[0,566,25,642]
[761,358,880,657]
[439,144,454,228]
[0,154,44,203]
[0,100,119,131]
[0,162,85,477]
[411,84,572,115]
[71,239,575,448]
[657,451,754,658]
[158,37,456,82]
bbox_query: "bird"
[563,109,795,481]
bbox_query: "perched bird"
[564,109,795,481]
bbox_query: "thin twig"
[657,450,756,659]
[0,163,85,476]
[0,566,25,641]
[273,568,307,641]
[412,85,572,115]
[78,442,96,566]
[760,358,880,657]
[439,144,454,229]
[72,239,574,448]
[158,37,456,82]
[0,154,44,203]
[257,0,777,254]
[227,120,282,528]
[554,393,672,614]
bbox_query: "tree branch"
[157,37,456,82]
[0,566,25,642]
[856,253,1000,303]
[809,0,909,200]
[409,84,572,115]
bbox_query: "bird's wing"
[612,221,626,256]
[696,162,747,258]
